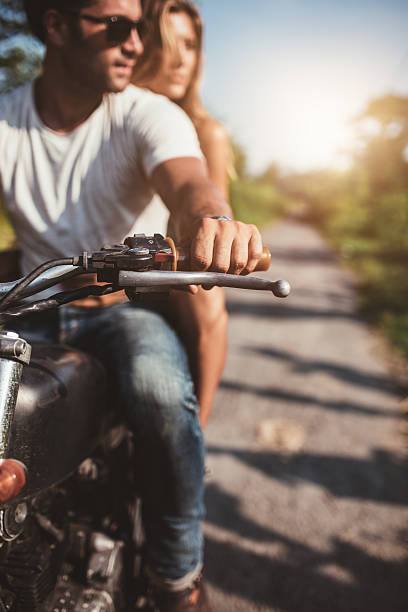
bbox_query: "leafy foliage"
[0,202,15,250]
[0,0,39,248]
[229,178,291,228]
[0,0,43,93]
[0,0,28,38]
[355,95,408,194]
[283,93,408,358]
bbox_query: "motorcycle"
[0,233,290,612]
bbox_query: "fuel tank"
[5,344,108,501]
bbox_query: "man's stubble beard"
[61,26,130,97]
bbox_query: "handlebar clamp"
[89,234,175,284]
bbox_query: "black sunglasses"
[78,14,147,45]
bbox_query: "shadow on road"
[207,446,408,506]
[219,379,400,419]
[226,300,359,321]
[245,345,399,396]
[205,482,408,612]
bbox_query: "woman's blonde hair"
[134,0,208,121]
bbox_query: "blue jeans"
[11,301,205,587]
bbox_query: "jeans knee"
[128,354,205,511]
[124,352,199,434]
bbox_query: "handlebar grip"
[174,246,271,272]
[255,247,272,272]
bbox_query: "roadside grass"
[320,223,408,362]
[230,178,294,227]
[353,254,408,358]
[291,177,408,362]
[231,177,408,366]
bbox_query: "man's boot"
[151,574,211,612]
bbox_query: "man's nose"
[122,27,144,56]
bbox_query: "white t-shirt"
[0,82,202,273]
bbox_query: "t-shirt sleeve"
[127,92,204,177]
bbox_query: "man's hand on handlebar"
[188,217,264,276]
[0,232,290,323]
[151,158,263,280]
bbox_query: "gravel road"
[204,219,408,612]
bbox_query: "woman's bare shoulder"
[196,116,230,149]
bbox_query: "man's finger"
[242,226,264,274]
[212,231,234,272]
[190,218,216,270]
[229,237,249,275]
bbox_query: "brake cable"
[0,258,75,310]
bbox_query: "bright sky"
[198,0,408,173]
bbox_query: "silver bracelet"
[211,216,233,221]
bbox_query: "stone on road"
[204,219,408,612]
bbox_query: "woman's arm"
[196,118,231,200]
[169,118,231,427]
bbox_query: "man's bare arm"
[151,157,263,275]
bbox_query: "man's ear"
[43,10,71,46]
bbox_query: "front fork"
[0,330,31,542]
[0,331,31,459]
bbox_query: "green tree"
[0,0,42,93]
[354,94,408,193]
[257,162,280,186]
[282,93,408,359]
[0,0,27,38]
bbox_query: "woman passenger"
[133,0,231,428]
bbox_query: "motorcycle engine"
[0,488,69,612]
[0,432,137,612]
[45,528,125,612]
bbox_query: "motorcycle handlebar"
[0,265,78,298]
[0,242,290,303]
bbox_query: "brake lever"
[118,271,291,298]
[84,234,290,298]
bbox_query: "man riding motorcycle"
[0,1,263,609]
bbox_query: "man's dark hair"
[23,0,95,43]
